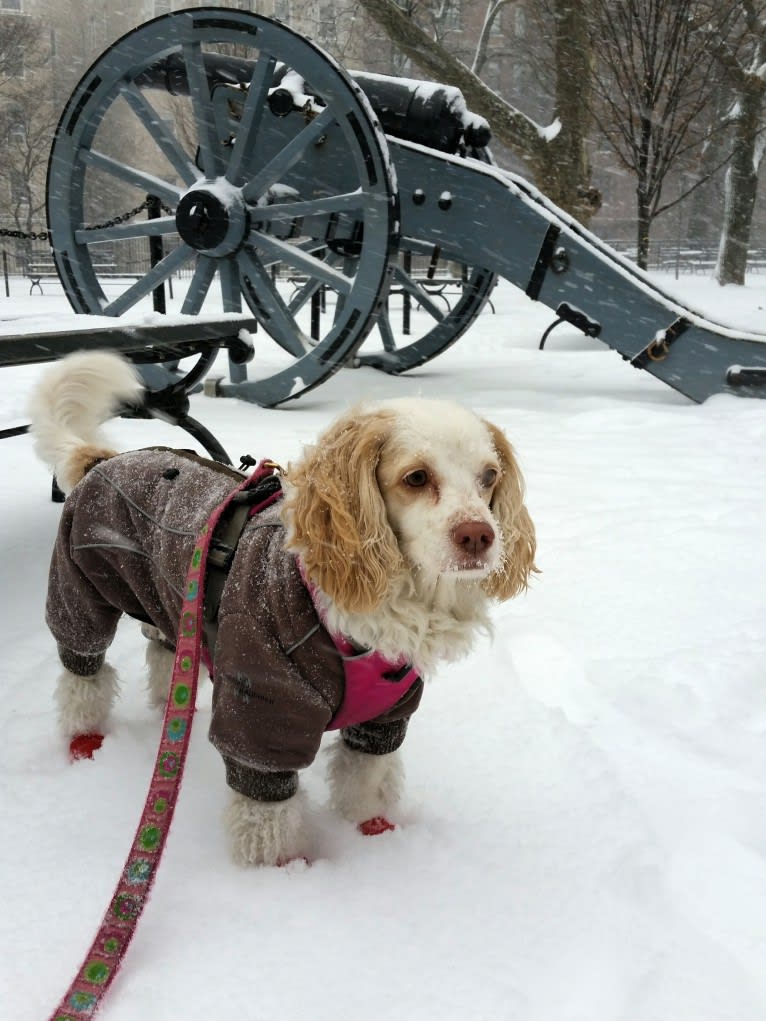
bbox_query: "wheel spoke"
[225,54,276,185]
[181,38,223,179]
[238,248,311,357]
[242,105,337,203]
[376,306,398,353]
[119,81,199,187]
[219,259,243,313]
[391,264,447,322]
[103,243,195,316]
[75,217,178,245]
[80,149,182,208]
[287,275,324,315]
[248,227,353,294]
[253,189,365,223]
[181,256,217,315]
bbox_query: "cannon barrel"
[135,53,490,154]
[349,71,491,153]
[135,51,270,94]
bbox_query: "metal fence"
[2,233,766,297]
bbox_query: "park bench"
[26,259,141,294]
[26,260,59,294]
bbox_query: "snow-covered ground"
[1,271,765,1020]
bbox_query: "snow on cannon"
[45,6,766,407]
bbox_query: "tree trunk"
[715,84,763,285]
[544,1,599,222]
[635,116,653,270]
[636,194,652,270]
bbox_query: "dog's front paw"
[55,664,119,740]
[327,742,404,825]
[224,789,311,867]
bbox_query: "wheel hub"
[175,183,248,256]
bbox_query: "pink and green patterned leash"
[48,461,280,1021]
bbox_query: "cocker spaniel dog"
[29,351,536,866]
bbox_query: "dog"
[29,351,537,866]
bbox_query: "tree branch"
[353,0,554,167]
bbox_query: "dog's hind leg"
[55,647,119,760]
[327,721,407,835]
[142,624,175,709]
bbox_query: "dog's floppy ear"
[283,409,405,615]
[481,420,538,601]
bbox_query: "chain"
[83,198,153,232]
[0,226,50,241]
[0,197,176,243]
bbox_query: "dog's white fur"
[143,626,175,709]
[225,788,312,868]
[30,352,536,866]
[327,742,405,823]
[28,350,142,494]
[54,663,120,740]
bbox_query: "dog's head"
[282,398,537,615]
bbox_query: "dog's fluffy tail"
[28,351,142,494]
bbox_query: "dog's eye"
[480,467,499,488]
[403,469,429,488]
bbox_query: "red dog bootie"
[358,816,396,836]
[70,733,104,761]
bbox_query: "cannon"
[27,7,766,406]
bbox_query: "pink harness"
[297,564,421,730]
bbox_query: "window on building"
[10,168,30,205]
[0,0,22,12]
[9,120,26,146]
[88,10,108,53]
[443,2,462,33]
[5,48,24,77]
[318,3,335,35]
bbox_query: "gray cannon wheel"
[46,8,396,406]
[356,243,497,373]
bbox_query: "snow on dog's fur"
[29,351,537,866]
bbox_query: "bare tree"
[589,0,731,269]
[0,93,57,236]
[353,0,601,223]
[0,12,46,89]
[0,13,54,240]
[710,1,766,285]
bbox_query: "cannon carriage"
[8,5,766,419]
